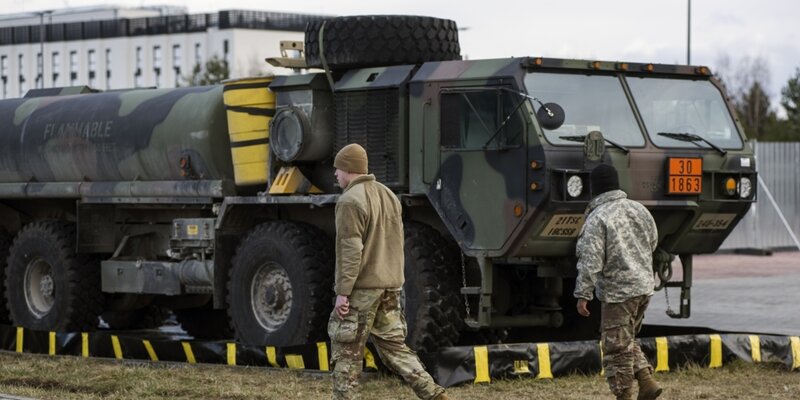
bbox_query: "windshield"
[626,77,742,149]
[524,72,645,146]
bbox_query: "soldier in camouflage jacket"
[574,164,662,400]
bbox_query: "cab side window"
[441,89,525,149]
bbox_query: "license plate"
[667,158,702,194]
[541,214,584,237]
[692,213,736,230]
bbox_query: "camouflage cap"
[334,143,368,174]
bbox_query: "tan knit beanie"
[333,143,368,174]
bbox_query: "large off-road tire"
[174,303,233,340]
[557,277,601,340]
[458,328,509,346]
[227,221,334,347]
[305,15,461,70]
[102,305,170,330]
[4,221,102,332]
[0,227,12,324]
[403,221,463,353]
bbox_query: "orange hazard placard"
[667,158,702,194]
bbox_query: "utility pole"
[37,10,53,89]
[687,0,691,65]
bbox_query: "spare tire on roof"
[305,15,461,70]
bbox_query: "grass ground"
[1,351,798,399]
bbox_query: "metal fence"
[721,141,800,251]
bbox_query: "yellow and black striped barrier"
[1,324,798,387]
[0,324,382,372]
[420,333,800,387]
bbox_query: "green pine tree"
[780,67,800,134]
[183,55,230,86]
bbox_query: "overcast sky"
[7,0,799,114]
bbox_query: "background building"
[0,6,324,98]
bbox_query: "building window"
[88,49,97,87]
[194,43,202,68]
[153,45,162,87]
[223,39,229,66]
[69,50,78,85]
[134,46,142,88]
[18,54,26,96]
[36,53,43,89]
[172,44,181,87]
[105,48,111,89]
[51,52,60,86]
[1,55,8,98]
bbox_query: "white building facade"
[0,7,323,98]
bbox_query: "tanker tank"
[0,85,235,197]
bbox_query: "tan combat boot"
[433,392,451,400]
[635,368,663,400]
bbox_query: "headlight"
[738,177,753,199]
[723,177,737,197]
[567,175,583,198]
[271,107,310,162]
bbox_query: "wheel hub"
[263,286,286,309]
[251,263,293,332]
[24,258,56,318]
[40,275,55,299]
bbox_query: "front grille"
[334,89,401,187]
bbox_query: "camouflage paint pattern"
[328,288,444,400]
[0,55,753,257]
[0,85,233,186]
[0,45,757,338]
[403,56,755,257]
[601,295,652,397]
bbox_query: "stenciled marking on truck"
[43,120,114,141]
[692,213,736,230]
[541,214,585,237]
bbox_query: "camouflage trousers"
[601,295,652,397]
[328,288,444,400]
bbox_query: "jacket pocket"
[328,311,359,343]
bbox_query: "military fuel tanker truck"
[0,15,756,352]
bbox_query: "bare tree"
[714,54,773,138]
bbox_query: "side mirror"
[536,102,565,130]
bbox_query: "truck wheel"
[305,15,461,70]
[458,328,509,345]
[227,221,334,346]
[557,277,601,340]
[4,221,102,332]
[403,221,462,352]
[174,303,233,340]
[102,305,170,330]
[0,227,12,324]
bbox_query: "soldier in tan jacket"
[328,143,449,400]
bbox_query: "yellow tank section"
[222,77,275,186]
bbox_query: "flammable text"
[43,120,114,140]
